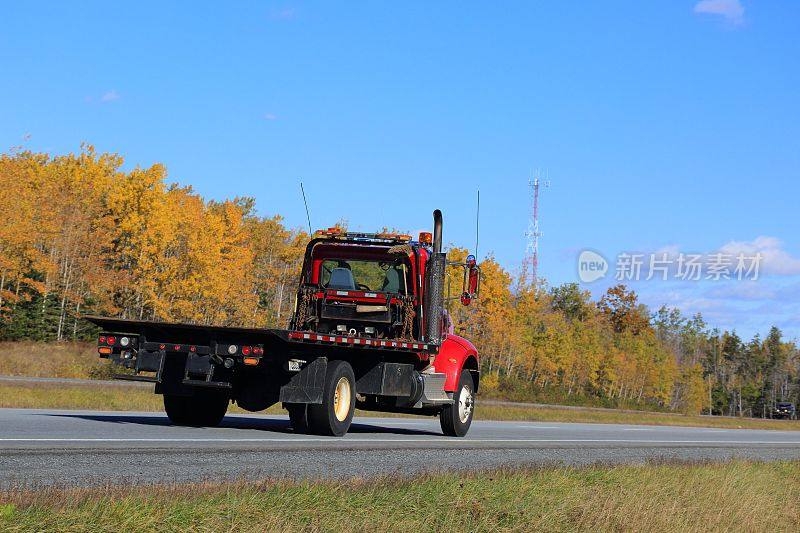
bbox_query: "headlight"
[120,337,130,347]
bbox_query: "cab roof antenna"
[475,189,480,260]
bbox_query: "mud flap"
[279,357,327,404]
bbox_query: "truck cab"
[88,210,480,437]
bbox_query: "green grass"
[1,461,798,532]
[1,382,799,431]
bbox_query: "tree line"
[1,147,797,415]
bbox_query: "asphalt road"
[1,407,800,488]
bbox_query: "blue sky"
[1,1,798,339]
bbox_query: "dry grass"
[0,461,798,531]
[0,341,112,379]
[482,403,800,431]
[0,383,165,411]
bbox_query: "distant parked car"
[773,402,796,420]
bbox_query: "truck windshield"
[320,259,409,294]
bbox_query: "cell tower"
[525,170,549,286]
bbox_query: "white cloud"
[100,90,120,102]
[694,0,745,25]
[719,236,800,276]
[705,282,777,301]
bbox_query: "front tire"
[440,370,475,437]
[308,360,356,437]
[164,392,229,427]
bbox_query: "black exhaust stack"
[432,209,443,254]
[425,209,446,346]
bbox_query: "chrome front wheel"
[457,384,474,424]
[440,370,475,437]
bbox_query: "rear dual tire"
[288,360,356,437]
[164,392,229,427]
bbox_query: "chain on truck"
[87,210,481,437]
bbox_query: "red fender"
[432,334,480,392]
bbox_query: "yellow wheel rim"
[333,376,352,422]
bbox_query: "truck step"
[420,372,451,404]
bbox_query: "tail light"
[98,336,106,344]
[241,346,252,356]
[243,356,259,366]
[106,336,116,345]
[253,346,264,355]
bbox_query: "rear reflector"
[242,357,259,366]
[98,347,112,355]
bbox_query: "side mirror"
[460,254,480,306]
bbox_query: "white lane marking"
[0,438,798,444]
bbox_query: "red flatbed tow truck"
[87,210,481,437]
